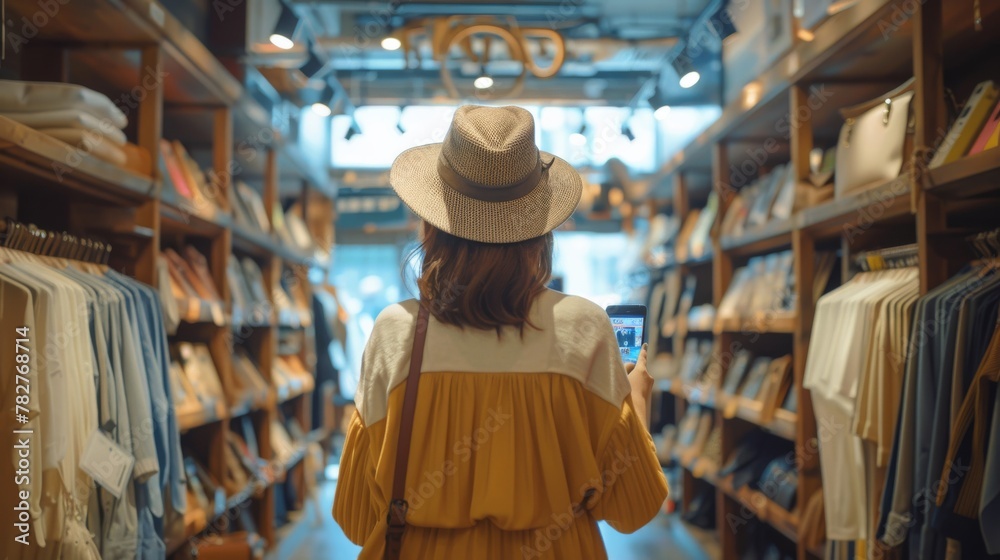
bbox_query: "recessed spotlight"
[381,37,402,51]
[654,105,671,121]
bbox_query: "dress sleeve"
[587,394,669,534]
[333,410,381,546]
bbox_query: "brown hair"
[415,222,553,334]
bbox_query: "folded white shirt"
[1,109,127,145]
[39,128,128,167]
[0,79,127,129]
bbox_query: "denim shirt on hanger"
[61,268,140,560]
[102,272,166,558]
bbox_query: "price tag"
[80,430,134,499]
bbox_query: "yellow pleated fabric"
[334,371,668,559]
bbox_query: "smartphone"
[606,305,647,363]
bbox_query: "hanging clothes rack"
[0,217,112,264]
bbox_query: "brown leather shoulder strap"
[385,302,430,560]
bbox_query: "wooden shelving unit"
[0,0,335,555]
[648,0,1000,558]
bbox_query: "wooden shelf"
[231,223,280,258]
[721,219,795,256]
[276,380,314,405]
[229,392,270,419]
[172,298,227,327]
[160,190,231,237]
[177,400,228,432]
[6,0,241,106]
[658,250,715,270]
[655,0,910,178]
[0,116,155,205]
[796,178,912,239]
[718,475,800,545]
[732,405,798,443]
[714,312,797,335]
[925,149,1000,199]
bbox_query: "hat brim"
[389,143,582,244]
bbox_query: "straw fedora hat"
[390,105,582,244]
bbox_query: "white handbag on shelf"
[834,78,916,198]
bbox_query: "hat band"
[436,153,544,202]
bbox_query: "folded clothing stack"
[0,79,130,167]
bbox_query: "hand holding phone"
[608,305,651,429]
[606,305,647,364]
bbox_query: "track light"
[708,6,737,40]
[648,83,671,121]
[345,117,361,141]
[310,82,335,116]
[672,53,700,89]
[621,120,635,142]
[300,47,325,80]
[381,36,402,51]
[473,66,493,90]
[382,37,401,51]
[269,3,299,50]
[570,110,587,145]
[396,106,407,134]
[311,102,332,117]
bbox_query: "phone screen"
[610,315,645,363]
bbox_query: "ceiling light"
[381,36,402,51]
[310,82,335,116]
[474,75,494,89]
[671,53,700,89]
[269,3,299,50]
[300,47,325,79]
[648,83,671,121]
[621,114,635,142]
[679,71,700,88]
[474,66,493,90]
[708,7,737,40]
[396,106,407,134]
[742,81,763,109]
[608,187,624,207]
[621,124,635,142]
[345,118,361,141]
[569,132,587,146]
[311,102,332,117]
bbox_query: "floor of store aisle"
[275,467,719,560]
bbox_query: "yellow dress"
[334,291,669,559]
